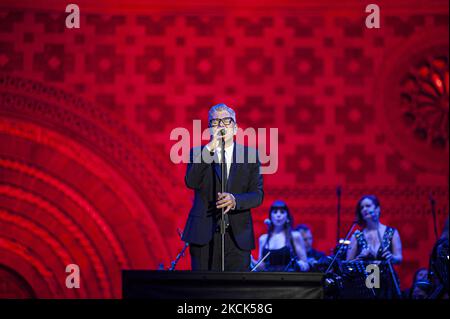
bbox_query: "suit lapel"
[214,162,222,182]
[226,143,237,192]
[213,150,222,182]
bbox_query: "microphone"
[264,219,272,226]
[219,129,226,138]
[369,210,378,222]
[429,192,436,205]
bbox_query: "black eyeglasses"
[209,117,235,127]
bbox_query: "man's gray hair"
[208,103,236,122]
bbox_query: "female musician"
[346,195,403,298]
[254,200,309,272]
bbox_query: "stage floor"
[122,270,324,299]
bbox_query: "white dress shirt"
[214,142,234,178]
[205,142,236,211]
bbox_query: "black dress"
[262,245,297,272]
[354,226,401,299]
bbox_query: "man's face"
[416,269,428,282]
[209,110,236,144]
[301,230,313,252]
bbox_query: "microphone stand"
[168,228,189,271]
[326,219,379,298]
[336,186,342,243]
[169,242,189,271]
[284,256,298,272]
[325,220,358,274]
[375,220,402,298]
[429,192,438,241]
[220,133,226,272]
[323,220,362,299]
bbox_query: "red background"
[0,0,448,298]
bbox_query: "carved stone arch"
[0,74,186,297]
[0,263,37,298]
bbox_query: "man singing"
[182,103,264,271]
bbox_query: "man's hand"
[216,192,236,213]
[206,129,222,152]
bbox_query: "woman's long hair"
[355,194,381,227]
[264,200,295,252]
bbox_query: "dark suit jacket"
[182,143,264,251]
